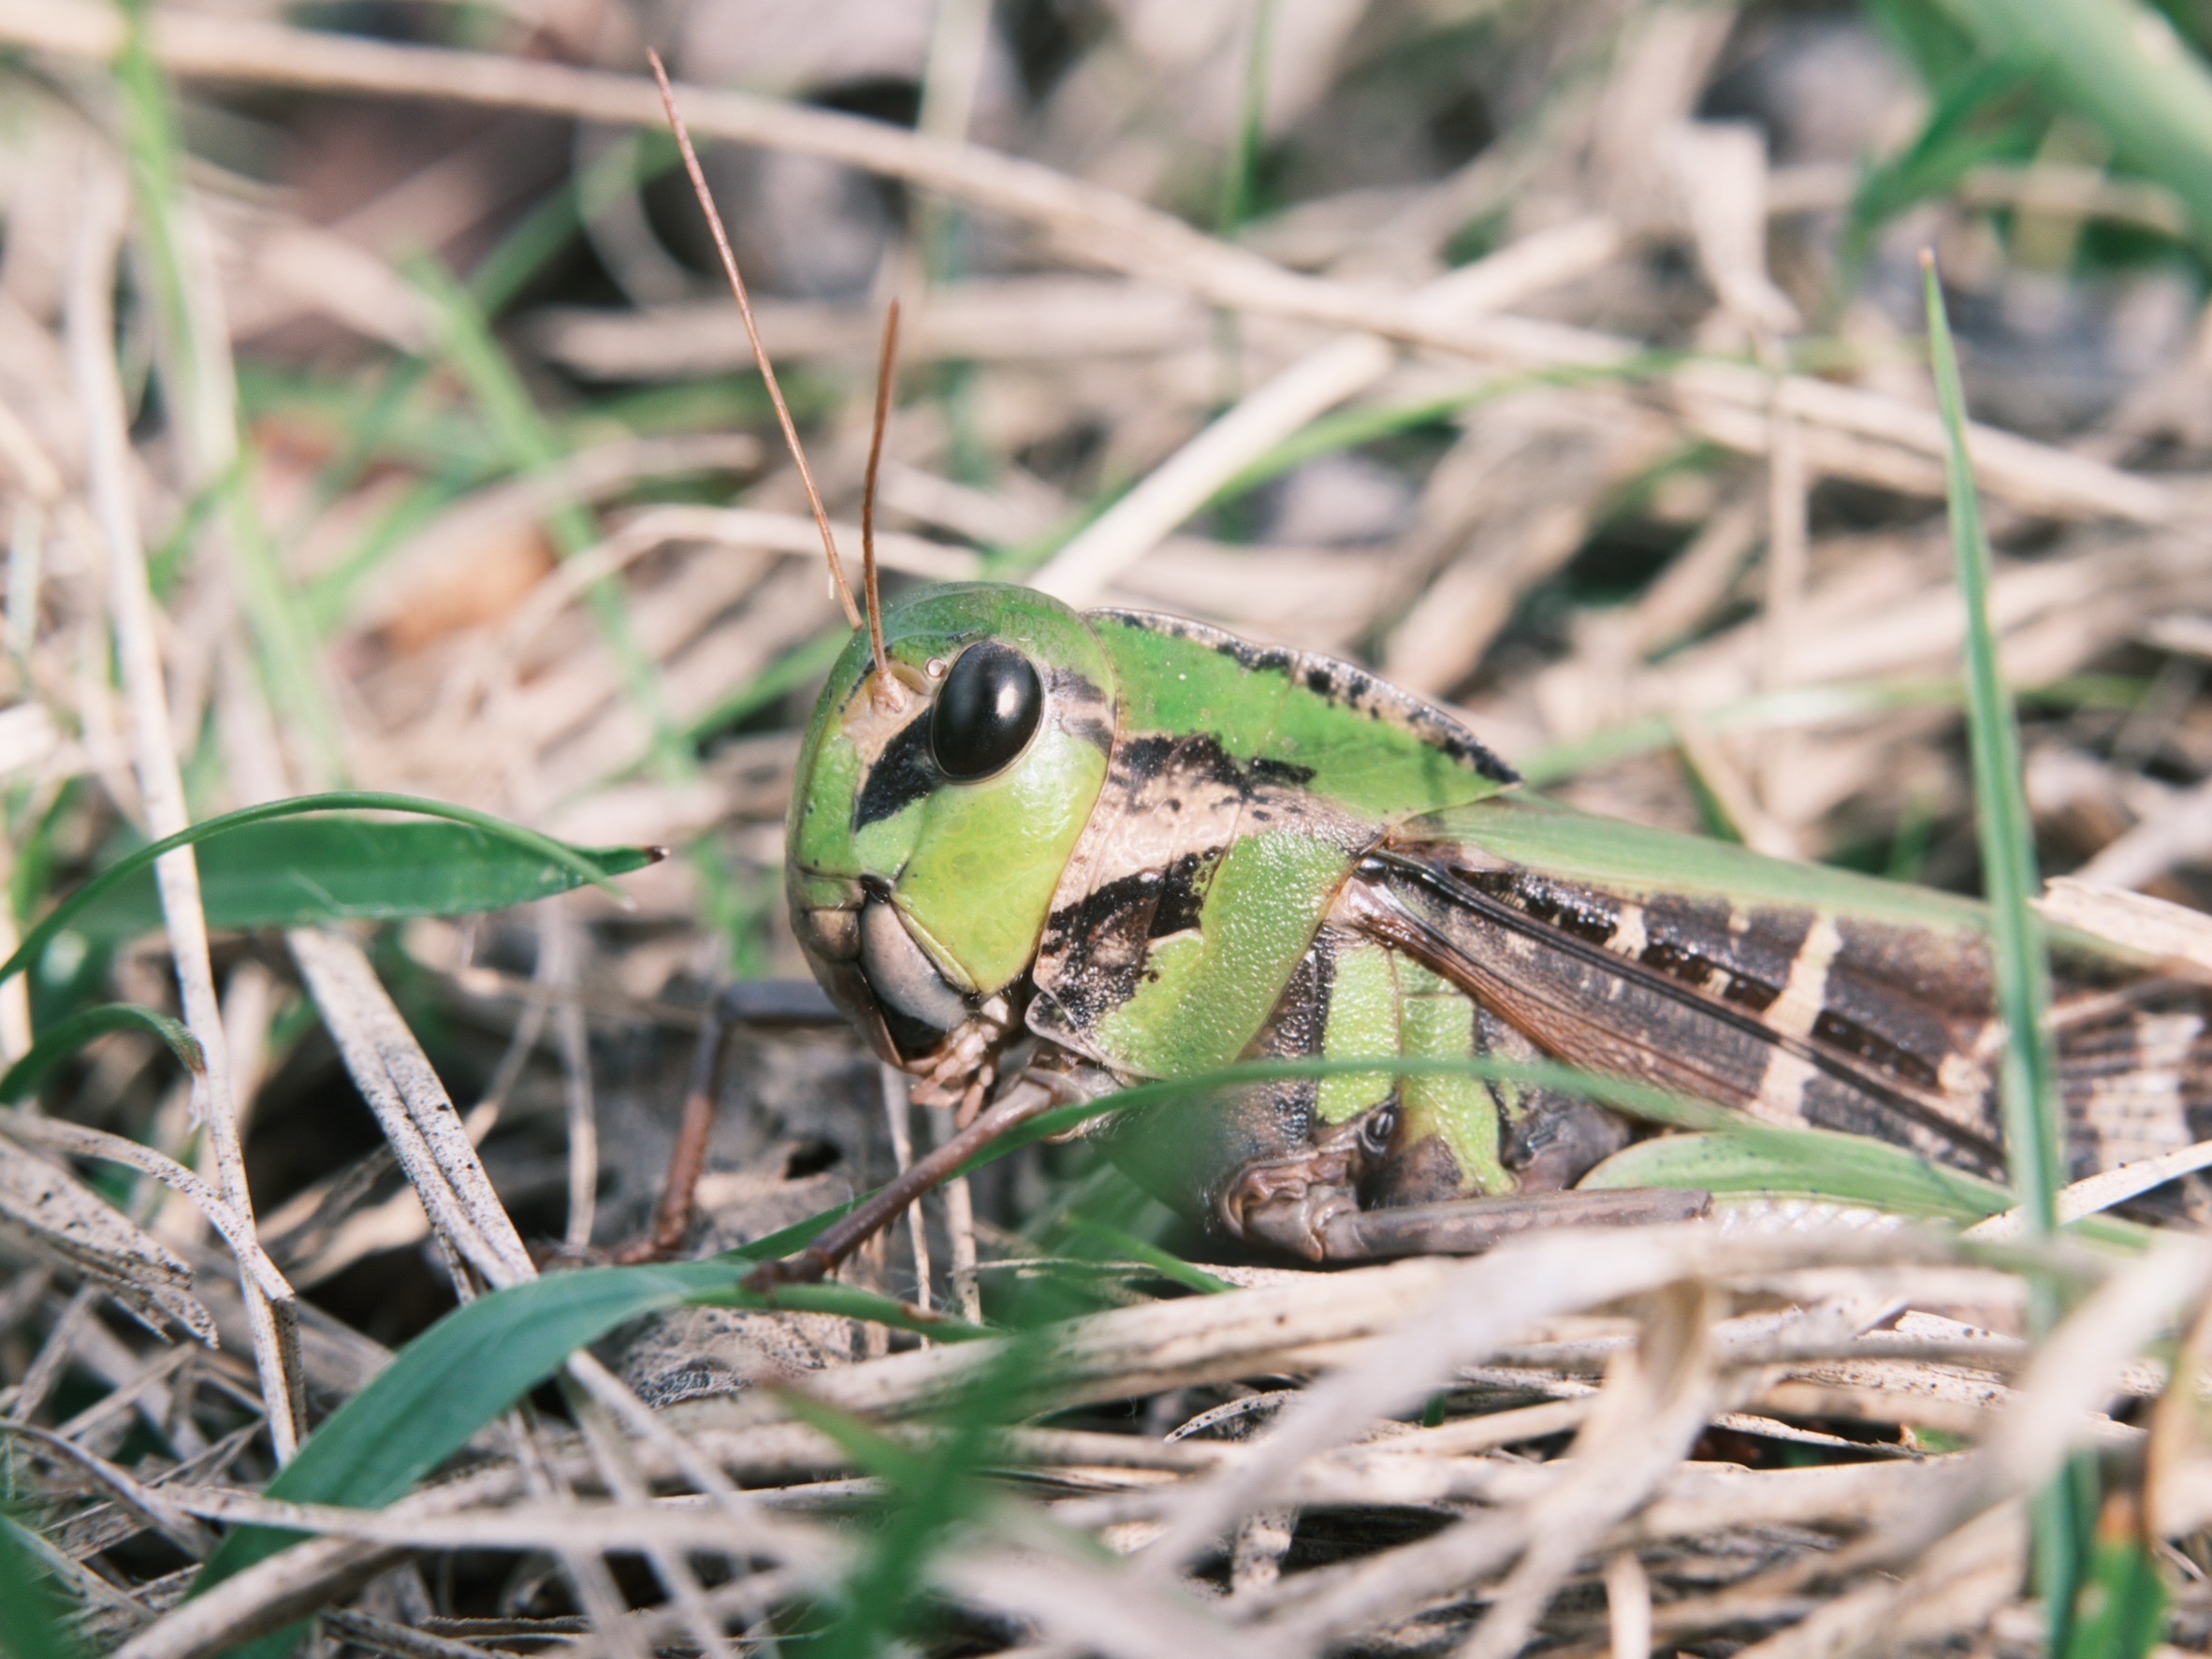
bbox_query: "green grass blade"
[196,1261,984,1604]
[1923,256,2065,1239]
[1840,54,2035,285]
[0,1512,80,1659]
[115,2,346,776]
[1583,1128,2152,1250]
[774,1389,985,1659]
[1216,0,1280,234]
[0,1004,202,1104]
[0,793,656,987]
[1926,250,2084,1652]
[1517,675,2144,788]
[52,821,659,944]
[2061,1504,2168,1659]
[1941,0,2212,258]
[680,629,850,749]
[1580,1126,2010,1222]
[1053,1214,1234,1294]
[776,1332,1083,1658]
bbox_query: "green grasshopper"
[775,581,2212,1271]
[643,63,2212,1283]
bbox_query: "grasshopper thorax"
[786,584,1116,1113]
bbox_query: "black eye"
[930,641,1042,780]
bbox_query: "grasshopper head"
[786,584,1115,1108]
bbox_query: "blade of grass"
[405,255,688,774]
[1054,1214,1234,1293]
[1212,348,1686,506]
[115,0,345,777]
[1581,1128,2148,1251]
[56,820,659,942]
[1924,259,2066,1237]
[1839,54,2038,290]
[1518,675,2146,787]
[1216,0,1280,236]
[296,129,679,525]
[0,1512,79,1659]
[774,1329,1094,1658]
[0,1003,202,1103]
[0,791,655,986]
[195,1260,985,1598]
[1925,250,2084,1652]
[679,628,850,749]
[776,1386,991,1657]
[1940,0,2212,258]
[2060,1493,2168,1659]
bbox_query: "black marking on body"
[1100,731,1317,808]
[1252,757,1318,789]
[1244,942,1332,1144]
[1380,849,2212,1186]
[1458,867,1810,1017]
[850,662,1111,835]
[1112,734,1177,787]
[1034,848,1225,1030]
[1809,917,2007,1112]
[1462,869,1622,951]
[1148,851,1214,938]
[1050,667,1115,752]
[1811,1007,1942,1089]
[851,715,938,831]
[1251,929,1333,1063]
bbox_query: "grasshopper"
[642,62,2212,1283]
[775,584,2212,1271]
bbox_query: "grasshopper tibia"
[1315,1186,1711,1260]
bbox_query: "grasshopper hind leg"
[615,978,844,1265]
[1317,1186,1711,1260]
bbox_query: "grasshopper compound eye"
[931,640,1042,780]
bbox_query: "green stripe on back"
[1089,611,1513,822]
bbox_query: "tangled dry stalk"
[6,1,2212,1654]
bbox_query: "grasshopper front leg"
[742,1073,1071,1290]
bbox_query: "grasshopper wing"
[1342,795,2212,1186]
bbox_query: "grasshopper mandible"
[643,59,2212,1286]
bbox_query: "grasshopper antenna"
[861,298,902,706]
[647,50,863,632]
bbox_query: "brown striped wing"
[1342,834,2212,1189]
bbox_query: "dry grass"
[6,1,2212,1654]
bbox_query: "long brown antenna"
[861,298,902,701]
[647,50,863,631]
